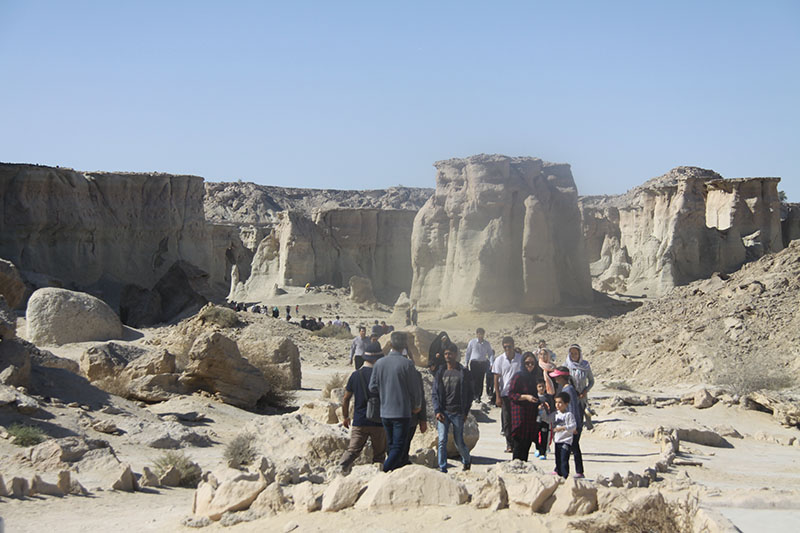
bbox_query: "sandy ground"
[3,290,800,531]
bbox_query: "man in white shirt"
[465,327,494,403]
[492,336,523,453]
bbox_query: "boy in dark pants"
[535,380,553,460]
[552,391,576,478]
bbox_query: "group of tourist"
[339,327,595,479]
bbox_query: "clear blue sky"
[1,1,798,200]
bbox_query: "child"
[534,380,553,460]
[566,344,595,429]
[549,366,585,478]
[552,391,576,478]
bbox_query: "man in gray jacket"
[369,331,422,472]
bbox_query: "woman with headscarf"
[508,352,541,462]
[428,331,450,374]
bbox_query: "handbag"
[358,368,381,423]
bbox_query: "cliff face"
[581,167,783,296]
[409,154,593,311]
[0,164,221,304]
[232,208,416,303]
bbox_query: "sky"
[1,1,798,200]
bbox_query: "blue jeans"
[382,417,411,472]
[437,412,470,470]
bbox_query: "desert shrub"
[310,325,352,340]
[152,450,202,488]
[198,304,240,328]
[258,366,297,410]
[225,432,257,467]
[597,334,623,352]
[571,494,698,533]
[605,380,634,392]
[714,367,794,395]
[321,373,349,399]
[7,423,47,447]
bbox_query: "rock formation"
[581,167,783,296]
[26,288,123,345]
[233,208,416,303]
[409,154,593,311]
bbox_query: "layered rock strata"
[581,167,783,296]
[409,154,592,311]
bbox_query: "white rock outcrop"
[410,154,592,311]
[26,288,123,345]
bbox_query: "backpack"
[358,368,381,423]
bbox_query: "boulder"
[179,332,269,409]
[109,464,138,492]
[355,464,468,509]
[193,471,267,521]
[249,483,291,515]
[508,471,562,513]
[140,466,161,488]
[237,334,302,390]
[349,275,375,303]
[11,476,30,498]
[0,339,31,387]
[470,473,508,510]
[91,419,118,434]
[675,427,730,448]
[745,391,800,427]
[292,481,323,512]
[0,384,40,414]
[30,474,65,496]
[547,478,598,516]
[80,342,148,381]
[694,389,715,409]
[297,400,339,425]
[321,465,380,512]
[0,258,26,309]
[245,414,351,471]
[26,288,123,345]
[24,436,109,469]
[159,465,183,487]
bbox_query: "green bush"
[152,451,202,488]
[7,423,47,447]
[225,432,257,468]
[310,325,353,340]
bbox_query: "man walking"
[465,327,494,402]
[338,342,387,470]
[492,336,523,453]
[350,326,369,369]
[369,332,422,472]
[432,343,473,473]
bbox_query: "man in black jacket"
[432,342,473,473]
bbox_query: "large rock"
[582,168,783,296]
[355,464,468,509]
[0,339,31,387]
[237,333,302,390]
[0,258,26,309]
[321,465,380,512]
[179,332,269,409]
[547,477,598,516]
[193,470,267,521]
[80,342,149,381]
[244,414,351,471]
[410,154,592,311]
[0,383,39,413]
[26,288,123,345]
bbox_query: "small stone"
[91,419,118,434]
[283,521,299,533]
[141,466,161,488]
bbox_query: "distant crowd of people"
[339,327,595,479]
[227,300,354,333]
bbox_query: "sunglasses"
[503,344,513,349]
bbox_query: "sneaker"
[550,471,558,475]
[439,467,448,474]
[534,450,540,458]
[539,454,547,460]
[504,447,513,453]
[462,463,471,471]
[574,473,585,479]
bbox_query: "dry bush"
[571,495,698,533]
[258,366,297,409]
[310,325,353,340]
[606,380,634,392]
[597,334,623,352]
[152,450,202,488]
[225,432,257,468]
[7,423,47,447]
[95,373,132,398]
[714,366,794,395]
[321,373,349,399]
[198,305,240,328]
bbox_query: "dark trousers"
[512,435,533,462]
[572,429,584,474]
[469,361,489,401]
[536,422,550,456]
[353,355,364,370]
[500,397,513,449]
[485,369,494,397]
[382,417,410,472]
[555,442,572,478]
[402,421,417,466]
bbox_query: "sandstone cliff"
[581,167,783,296]
[231,208,416,303]
[0,164,222,307]
[409,154,593,311]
